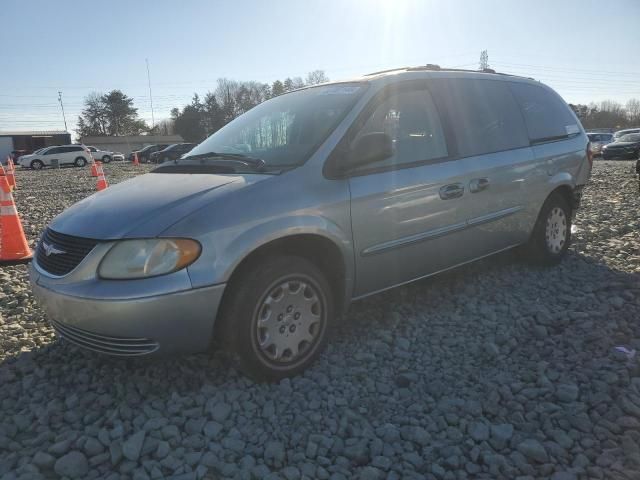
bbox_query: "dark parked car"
[149,143,197,163]
[601,133,640,160]
[127,144,169,163]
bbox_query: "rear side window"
[429,78,529,157]
[509,82,578,143]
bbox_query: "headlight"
[98,238,201,279]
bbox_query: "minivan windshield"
[184,83,366,168]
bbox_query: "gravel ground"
[1,160,639,480]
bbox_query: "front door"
[348,83,472,297]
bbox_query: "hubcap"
[253,278,324,365]
[545,207,567,254]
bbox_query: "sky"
[2,0,639,133]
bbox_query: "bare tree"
[626,99,640,125]
[306,70,329,85]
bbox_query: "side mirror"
[349,132,394,169]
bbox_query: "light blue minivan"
[30,66,592,380]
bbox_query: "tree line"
[569,99,640,130]
[76,70,329,141]
[76,71,639,140]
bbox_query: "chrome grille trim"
[50,319,159,356]
[36,229,99,277]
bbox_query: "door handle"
[439,183,465,200]
[469,177,490,193]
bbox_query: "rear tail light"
[586,143,593,167]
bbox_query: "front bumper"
[30,264,226,357]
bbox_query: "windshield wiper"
[181,151,266,171]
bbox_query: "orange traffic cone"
[0,163,10,192]
[90,161,98,177]
[6,158,16,190]
[0,176,32,265]
[133,152,140,166]
[96,162,108,191]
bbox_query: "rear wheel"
[74,157,87,167]
[218,256,333,381]
[30,160,44,170]
[522,193,572,265]
[102,155,112,163]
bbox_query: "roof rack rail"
[406,64,441,71]
[365,65,535,81]
[364,67,410,76]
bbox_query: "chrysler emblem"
[42,241,66,256]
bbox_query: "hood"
[49,172,268,239]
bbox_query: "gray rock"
[84,436,105,456]
[54,451,89,478]
[264,441,285,466]
[371,456,392,470]
[32,451,56,469]
[210,402,232,422]
[469,422,490,442]
[122,431,146,462]
[490,423,514,447]
[550,473,577,480]
[556,384,579,402]
[517,439,549,463]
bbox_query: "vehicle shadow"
[1,248,639,478]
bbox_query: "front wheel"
[102,155,112,163]
[74,157,87,167]
[30,160,44,170]
[521,193,572,265]
[218,256,333,381]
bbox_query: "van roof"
[338,63,535,83]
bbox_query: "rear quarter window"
[429,78,529,158]
[509,82,578,143]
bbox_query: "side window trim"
[326,80,454,178]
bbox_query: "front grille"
[50,319,159,356]
[36,229,99,276]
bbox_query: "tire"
[218,255,333,381]
[74,157,87,167]
[30,160,44,170]
[521,192,572,265]
[102,155,112,163]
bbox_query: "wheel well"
[222,234,347,315]
[550,185,574,210]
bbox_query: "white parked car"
[18,145,92,170]
[87,146,115,163]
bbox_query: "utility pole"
[58,91,68,131]
[146,58,155,129]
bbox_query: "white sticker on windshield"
[566,124,580,135]
[318,86,361,95]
